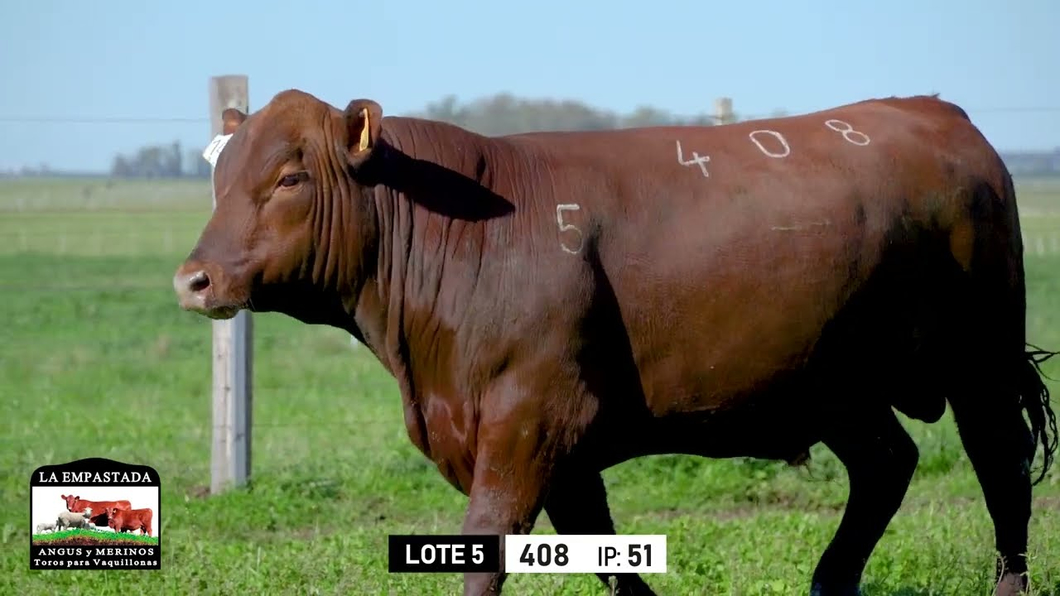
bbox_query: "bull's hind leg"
[949,381,1036,596]
[544,469,657,596]
[811,407,919,596]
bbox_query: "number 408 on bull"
[505,534,667,574]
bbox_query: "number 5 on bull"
[555,203,584,254]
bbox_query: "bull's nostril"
[188,270,211,293]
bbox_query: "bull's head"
[172,89,383,326]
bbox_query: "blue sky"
[1,0,1057,172]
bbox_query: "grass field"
[2,176,1059,595]
[32,528,159,546]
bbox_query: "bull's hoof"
[809,582,861,596]
[994,572,1029,596]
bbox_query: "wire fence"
[1,110,1058,367]
[0,228,185,257]
[1,104,1060,123]
[0,226,1058,269]
[0,102,1058,168]
[0,117,213,124]
[0,124,1056,451]
[1025,234,1060,256]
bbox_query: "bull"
[173,89,1057,596]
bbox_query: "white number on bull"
[748,130,791,158]
[555,204,584,255]
[676,140,711,177]
[825,119,870,146]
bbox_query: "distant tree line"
[1004,149,1060,176]
[109,140,212,179]
[87,93,1060,179]
[410,93,732,135]
[104,94,733,179]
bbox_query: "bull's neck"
[344,117,516,384]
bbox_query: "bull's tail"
[944,148,1058,486]
[1002,159,1059,485]
[1020,344,1059,485]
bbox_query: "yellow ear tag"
[358,108,371,152]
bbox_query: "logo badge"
[30,457,161,570]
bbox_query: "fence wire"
[2,105,1060,124]
[0,233,1058,294]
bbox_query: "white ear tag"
[202,134,233,167]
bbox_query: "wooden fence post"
[207,75,253,495]
[714,97,734,125]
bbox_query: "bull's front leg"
[460,426,555,596]
[459,369,585,595]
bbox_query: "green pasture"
[32,528,159,545]
[1,177,1059,595]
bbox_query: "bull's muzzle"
[173,267,210,310]
[172,265,241,319]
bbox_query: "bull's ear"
[222,108,247,135]
[344,99,383,168]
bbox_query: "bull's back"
[508,96,1014,416]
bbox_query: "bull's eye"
[278,173,304,188]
